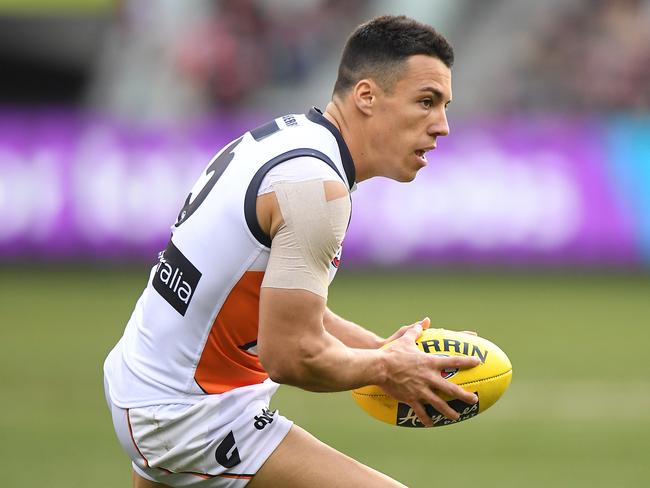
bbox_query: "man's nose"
[428,109,450,137]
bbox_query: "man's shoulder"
[241,112,340,167]
[248,111,332,146]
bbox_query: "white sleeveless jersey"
[104,108,356,408]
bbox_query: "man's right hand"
[378,318,480,427]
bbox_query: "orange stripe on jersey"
[195,271,269,393]
[219,473,255,480]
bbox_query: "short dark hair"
[333,15,454,96]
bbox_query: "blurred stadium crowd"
[2,0,649,118]
[505,0,650,113]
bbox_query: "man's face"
[368,54,452,182]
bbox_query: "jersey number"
[175,137,242,227]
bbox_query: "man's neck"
[323,100,371,182]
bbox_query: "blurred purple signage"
[0,111,646,266]
[346,118,640,266]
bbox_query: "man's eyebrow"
[418,86,450,103]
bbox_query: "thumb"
[420,317,431,330]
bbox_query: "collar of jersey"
[307,107,356,189]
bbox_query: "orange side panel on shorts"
[195,271,269,394]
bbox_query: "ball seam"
[352,369,512,398]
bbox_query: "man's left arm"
[322,307,384,349]
[324,308,430,350]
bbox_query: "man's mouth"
[414,146,435,161]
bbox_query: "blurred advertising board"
[0,110,648,266]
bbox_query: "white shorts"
[104,378,293,487]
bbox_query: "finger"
[434,379,479,405]
[385,325,412,342]
[435,355,481,370]
[422,392,460,422]
[410,402,434,427]
[456,388,479,405]
[401,322,423,342]
[461,330,477,336]
[393,318,430,344]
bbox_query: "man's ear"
[352,79,377,115]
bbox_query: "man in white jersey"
[104,15,480,487]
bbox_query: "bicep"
[257,287,327,381]
[257,179,350,378]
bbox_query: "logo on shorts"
[152,240,202,316]
[253,408,277,430]
[215,431,241,468]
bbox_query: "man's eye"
[420,99,433,109]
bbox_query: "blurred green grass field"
[1,266,649,487]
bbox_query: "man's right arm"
[258,286,386,392]
[258,285,479,426]
[255,178,479,426]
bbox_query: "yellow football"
[352,328,512,428]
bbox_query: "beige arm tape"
[261,179,351,298]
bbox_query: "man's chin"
[379,164,419,182]
[394,168,418,183]
[384,173,416,183]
